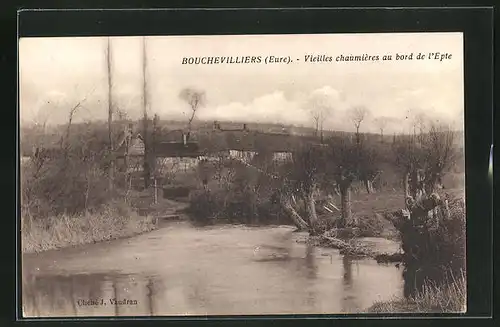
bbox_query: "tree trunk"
[84,178,90,211]
[410,170,418,198]
[334,183,340,196]
[142,37,150,189]
[106,37,114,193]
[409,193,442,218]
[281,196,309,230]
[305,188,318,225]
[424,172,438,195]
[403,172,410,199]
[339,183,352,227]
[364,179,372,194]
[299,193,307,216]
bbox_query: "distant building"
[154,141,200,158]
[229,149,257,163]
[272,151,293,162]
[153,131,203,176]
[213,121,249,132]
[210,129,300,165]
[114,123,204,176]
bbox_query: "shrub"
[186,189,221,224]
[187,186,286,226]
[187,160,288,226]
[21,154,112,219]
[396,195,466,297]
[356,213,399,239]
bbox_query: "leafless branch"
[349,106,368,130]
[59,87,96,151]
[348,106,369,145]
[179,88,206,140]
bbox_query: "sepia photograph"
[19,32,466,317]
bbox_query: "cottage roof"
[208,131,304,153]
[154,142,201,158]
[160,130,185,142]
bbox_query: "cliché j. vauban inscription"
[77,298,138,306]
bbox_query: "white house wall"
[156,157,199,174]
[272,152,293,162]
[228,150,257,163]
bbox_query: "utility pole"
[142,36,150,189]
[152,114,159,204]
[107,37,114,192]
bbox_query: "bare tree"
[114,107,129,121]
[348,106,369,145]
[373,116,391,143]
[59,88,95,151]
[422,123,457,193]
[285,145,324,229]
[310,111,323,139]
[394,122,457,203]
[142,36,151,188]
[151,113,160,186]
[179,88,206,141]
[307,92,334,143]
[414,112,428,144]
[31,106,52,141]
[325,137,360,226]
[406,108,426,140]
[234,142,319,232]
[106,37,114,192]
[357,145,381,194]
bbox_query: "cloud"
[309,85,344,103]
[198,90,308,125]
[195,86,346,127]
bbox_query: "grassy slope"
[21,201,157,254]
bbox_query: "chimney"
[183,133,187,145]
[243,123,247,131]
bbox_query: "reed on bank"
[21,200,157,254]
[367,270,466,313]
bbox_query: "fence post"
[154,177,158,205]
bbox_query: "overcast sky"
[19,32,464,133]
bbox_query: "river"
[21,221,403,317]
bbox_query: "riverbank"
[303,225,403,263]
[21,201,158,254]
[366,271,466,313]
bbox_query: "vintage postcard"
[20,32,465,317]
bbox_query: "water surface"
[22,221,403,317]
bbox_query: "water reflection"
[340,255,360,312]
[23,272,167,317]
[304,244,317,279]
[22,223,403,316]
[343,256,352,286]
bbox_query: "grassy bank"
[21,201,158,254]
[367,271,466,313]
